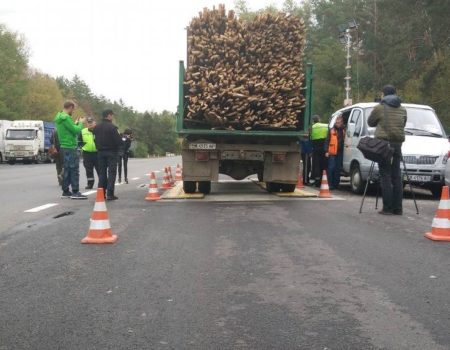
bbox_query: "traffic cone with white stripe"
[296,165,305,190]
[175,164,182,182]
[161,168,172,190]
[168,166,175,186]
[81,188,118,244]
[318,170,332,198]
[425,186,450,241]
[145,172,161,201]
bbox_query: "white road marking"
[115,183,123,186]
[25,203,58,213]
[82,190,97,196]
[131,177,140,180]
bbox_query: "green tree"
[23,70,64,121]
[0,24,28,119]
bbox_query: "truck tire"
[280,183,296,192]
[7,159,15,165]
[266,182,281,192]
[257,171,264,182]
[198,181,211,194]
[183,181,197,194]
[350,164,365,194]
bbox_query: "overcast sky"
[0,0,287,113]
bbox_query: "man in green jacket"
[368,85,407,215]
[54,101,87,199]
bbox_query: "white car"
[329,103,449,198]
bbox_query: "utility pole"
[344,29,352,106]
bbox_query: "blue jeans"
[328,152,343,188]
[61,148,80,193]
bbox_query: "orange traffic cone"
[318,170,332,198]
[161,169,172,190]
[168,166,175,186]
[296,167,305,190]
[145,172,161,201]
[175,164,182,182]
[81,188,118,244]
[425,186,450,241]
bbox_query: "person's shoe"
[70,192,88,200]
[118,178,122,183]
[61,190,72,198]
[378,210,393,215]
[106,195,119,201]
[125,179,128,184]
[85,185,93,190]
[393,209,403,215]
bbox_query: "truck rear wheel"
[266,182,281,192]
[7,159,15,165]
[198,181,211,194]
[183,181,197,194]
[280,184,296,192]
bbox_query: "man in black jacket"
[93,110,123,200]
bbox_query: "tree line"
[0,24,178,157]
[235,0,450,127]
[2,0,449,143]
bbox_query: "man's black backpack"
[357,137,392,163]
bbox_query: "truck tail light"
[195,151,209,161]
[272,153,286,163]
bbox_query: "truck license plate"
[189,143,216,150]
[406,175,431,182]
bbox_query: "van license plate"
[189,143,216,150]
[406,175,431,182]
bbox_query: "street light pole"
[344,29,352,106]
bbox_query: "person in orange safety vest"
[324,115,346,190]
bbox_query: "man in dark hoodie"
[94,109,123,200]
[54,101,87,199]
[368,85,407,215]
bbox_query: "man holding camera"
[54,101,87,199]
[368,85,407,215]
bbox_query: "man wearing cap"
[80,117,99,189]
[93,109,123,200]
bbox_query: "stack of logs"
[184,5,306,131]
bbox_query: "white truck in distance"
[0,120,12,163]
[4,120,54,164]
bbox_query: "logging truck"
[177,61,313,194]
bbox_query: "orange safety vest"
[328,128,345,156]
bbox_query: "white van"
[329,103,449,197]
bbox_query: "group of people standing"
[301,114,345,190]
[302,85,406,215]
[52,101,133,200]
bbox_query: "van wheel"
[257,171,264,182]
[198,181,211,194]
[430,184,443,199]
[350,164,365,194]
[183,181,197,194]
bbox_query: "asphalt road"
[0,157,449,350]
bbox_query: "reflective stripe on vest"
[81,128,97,152]
[311,123,329,140]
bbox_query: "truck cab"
[4,120,53,164]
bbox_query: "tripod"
[359,157,419,214]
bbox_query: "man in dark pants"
[94,110,122,200]
[368,85,407,215]
[81,117,99,189]
[117,129,133,184]
[310,115,329,187]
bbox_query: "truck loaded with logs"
[177,5,313,194]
